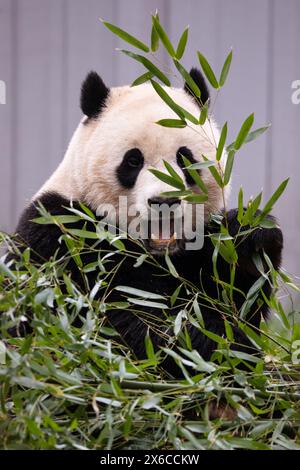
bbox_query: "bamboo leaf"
[182,156,208,193]
[254,178,289,223]
[244,125,271,144]
[101,20,149,52]
[186,160,215,170]
[127,298,169,309]
[150,80,184,118]
[156,119,187,128]
[197,52,219,88]
[184,194,208,203]
[151,80,198,124]
[33,215,81,225]
[165,251,179,277]
[68,229,100,239]
[145,330,155,359]
[116,286,165,300]
[180,108,199,125]
[238,187,244,223]
[122,50,170,86]
[149,168,185,190]
[199,101,208,125]
[234,113,254,150]
[131,72,153,87]
[224,150,235,185]
[176,27,189,60]
[227,125,270,152]
[219,49,233,87]
[161,190,192,197]
[164,160,185,184]
[216,122,228,161]
[152,15,176,57]
[202,156,223,187]
[174,59,201,97]
[151,12,160,52]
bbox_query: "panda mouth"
[150,231,177,248]
[147,217,179,253]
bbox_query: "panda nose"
[148,197,181,208]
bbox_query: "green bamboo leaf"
[151,12,160,52]
[247,275,266,300]
[68,229,100,239]
[219,49,233,87]
[33,215,81,225]
[161,190,192,198]
[180,108,199,125]
[254,178,289,223]
[234,113,254,150]
[151,79,198,124]
[150,80,184,118]
[0,260,16,280]
[216,122,228,161]
[244,125,271,144]
[163,160,185,185]
[152,15,176,57]
[184,194,208,203]
[197,51,219,88]
[173,59,201,98]
[202,156,223,187]
[145,330,155,360]
[224,150,235,185]
[250,192,263,216]
[186,160,215,170]
[101,20,149,52]
[78,202,96,220]
[224,320,234,341]
[258,217,278,229]
[171,284,182,307]
[199,101,208,125]
[128,298,169,309]
[182,156,208,193]
[227,125,270,152]
[149,169,185,190]
[156,119,187,128]
[165,251,179,277]
[131,72,153,87]
[238,187,244,223]
[176,27,189,60]
[122,51,170,86]
[115,286,165,300]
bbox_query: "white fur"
[35,83,229,220]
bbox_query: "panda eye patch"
[116,148,144,188]
[176,147,198,186]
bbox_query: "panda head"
[38,69,228,254]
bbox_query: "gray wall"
[0,0,300,275]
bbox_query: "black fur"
[80,71,109,119]
[116,148,144,188]
[12,192,283,378]
[184,68,210,106]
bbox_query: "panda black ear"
[80,71,110,119]
[184,68,210,107]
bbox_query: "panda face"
[36,71,229,254]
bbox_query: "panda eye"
[176,147,198,186]
[126,152,143,168]
[116,148,144,188]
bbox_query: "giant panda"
[13,69,283,377]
